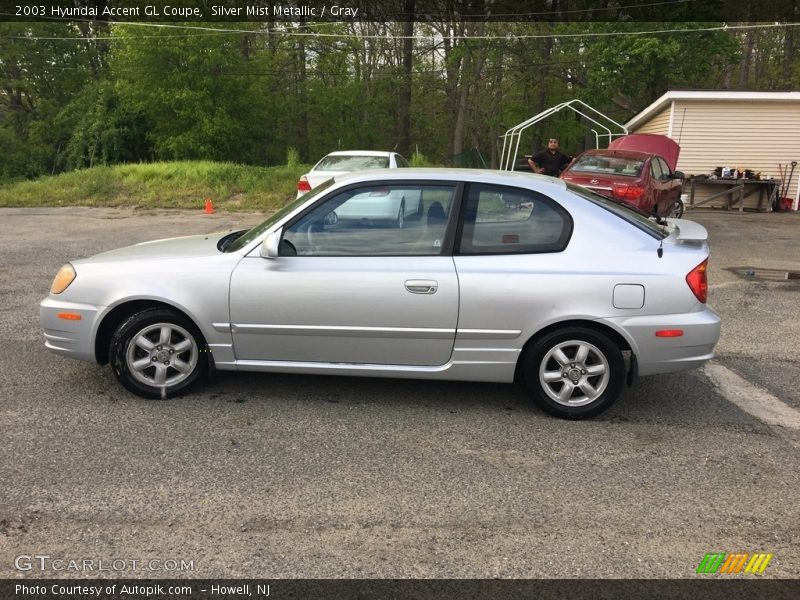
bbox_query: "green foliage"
[0,22,95,180]
[286,147,301,168]
[110,23,267,163]
[0,20,797,185]
[410,151,436,167]
[581,23,740,106]
[57,81,152,170]
[0,161,310,211]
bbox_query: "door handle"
[405,280,438,294]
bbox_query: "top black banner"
[0,0,798,23]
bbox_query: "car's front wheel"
[110,307,208,399]
[521,327,624,419]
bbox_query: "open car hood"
[609,134,680,172]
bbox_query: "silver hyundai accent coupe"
[41,169,720,419]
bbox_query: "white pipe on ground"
[794,172,800,212]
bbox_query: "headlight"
[50,264,76,294]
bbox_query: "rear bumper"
[603,307,721,376]
[40,296,103,363]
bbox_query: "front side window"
[282,184,456,256]
[315,155,390,171]
[656,157,671,178]
[458,184,571,255]
[650,158,664,181]
[225,178,336,253]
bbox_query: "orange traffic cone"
[203,198,215,214]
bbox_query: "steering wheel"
[305,221,321,255]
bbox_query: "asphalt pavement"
[1,206,799,580]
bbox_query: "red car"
[560,134,685,218]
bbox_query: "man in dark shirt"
[528,138,572,177]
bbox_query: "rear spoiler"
[667,218,708,242]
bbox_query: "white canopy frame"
[499,99,629,171]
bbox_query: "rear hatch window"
[315,155,390,171]
[570,155,644,177]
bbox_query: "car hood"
[608,134,680,172]
[74,233,226,265]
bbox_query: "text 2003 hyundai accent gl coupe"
[41,169,720,419]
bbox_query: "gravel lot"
[1,207,799,580]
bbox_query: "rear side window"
[395,155,410,168]
[457,183,572,255]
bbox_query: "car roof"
[332,168,569,190]
[324,150,395,157]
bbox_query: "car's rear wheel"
[110,307,208,399]
[668,197,685,218]
[521,327,624,419]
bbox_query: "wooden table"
[688,177,780,212]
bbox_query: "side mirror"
[260,229,282,259]
[673,171,685,180]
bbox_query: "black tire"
[520,327,625,419]
[668,197,685,219]
[109,307,208,399]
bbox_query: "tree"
[0,22,95,178]
[111,22,267,162]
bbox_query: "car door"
[228,182,460,366]
[647,158,665,215]
[657,156,682,210]
[452,182,573,361]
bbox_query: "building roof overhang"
[625,90,800,130]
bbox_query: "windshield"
[570,154,644,178]
[566,183,668,240]
[224,178,336,253]
[315,155,390,171]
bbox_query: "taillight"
[297,176,312,193]
[686,259,708,303]
[612,185,645,200]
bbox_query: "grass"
[0,161,311,212]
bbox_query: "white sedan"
[297,150,409,198]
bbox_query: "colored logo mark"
[696,552,773,574]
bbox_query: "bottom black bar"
[3,579,800,600]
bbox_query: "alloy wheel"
[538,340,610,407]
[125,322,199,388]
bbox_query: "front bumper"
[604,307,721,377]
[40,297,104,363]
